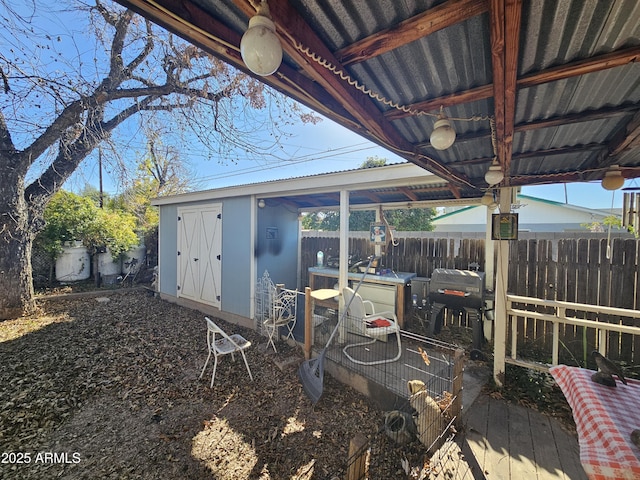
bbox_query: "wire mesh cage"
[313,319,465,479]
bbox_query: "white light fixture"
[485,159,504,186]
[601,165,625,191]
[258,199,266,208]
[240,0,282,76]
[480,191,494,206]
[430,115,456,150]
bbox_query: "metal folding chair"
[199,317,253,387]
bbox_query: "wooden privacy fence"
[301,234,640,363]
[301,235,485,286]
[506,237,640,364]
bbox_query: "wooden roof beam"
[397,187,419,201]
[518,46,640,89]
[609,110,640,157]
[385,85,494,121]
[353,191,382,203]
[335,0,488,66]
[450,143,606,168]
[386,46,640,122]
[515,103,640,133]
[487,0,521,186]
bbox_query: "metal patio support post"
[493,187,513,386]
[338,189,350,344]
[485,205,495,291]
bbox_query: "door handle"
[193,258,199,262]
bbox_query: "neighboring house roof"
[433,194,620,233]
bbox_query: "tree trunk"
[0,185,36,320]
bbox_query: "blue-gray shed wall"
[158,204,178,294]
[256,204,299,289]
[157,196,299,322]
[220,197,252,318]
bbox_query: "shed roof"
[151,162,475,210]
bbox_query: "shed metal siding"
[220,197,253,318]
[158,205,178,297]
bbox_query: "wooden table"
[308,267,416,327]
[550,365,640,479]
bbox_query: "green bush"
[83,209,139,259]
[36,190,139,261]
[36,191,97,259]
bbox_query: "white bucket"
[55,245,90,282]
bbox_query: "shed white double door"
[177,204,222,308]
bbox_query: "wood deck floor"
[430,394,588,479]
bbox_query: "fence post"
[344,433,368,480]
[553,307,564,365]
[451,348,465,427]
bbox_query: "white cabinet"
[357,283,396,315]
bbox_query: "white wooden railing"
[504,294,640,372]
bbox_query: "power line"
[195,144,383,184]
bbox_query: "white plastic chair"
[199,317,253,387]
[342,287,402,365]
[264,285,298,352]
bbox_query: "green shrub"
[36,190,139,261]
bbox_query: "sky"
[67,112,633,212]
[8,0,630,213]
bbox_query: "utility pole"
[98,148,104,209]
[96,147,103,287]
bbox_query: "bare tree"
[0,0,318,318]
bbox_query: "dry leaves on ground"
[1,290,438,479]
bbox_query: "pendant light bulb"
[481,191,494,206]
[485,159,504,186]
[240,1,282,76]
[430,117,456,150]
[601,165,625,191]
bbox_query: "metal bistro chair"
[264,284,298,353]
[199,317,253,387]
[342,286,402,365]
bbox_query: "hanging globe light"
[430,116,456,150]
[240,1,283,76]
[601,165,625,191]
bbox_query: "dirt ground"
[0,289,442,479]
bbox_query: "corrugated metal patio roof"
[120,0,640,203]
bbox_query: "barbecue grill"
[428,268,486,348]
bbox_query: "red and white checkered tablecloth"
[550,365,640,480]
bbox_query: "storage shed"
[151,163,468,330]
